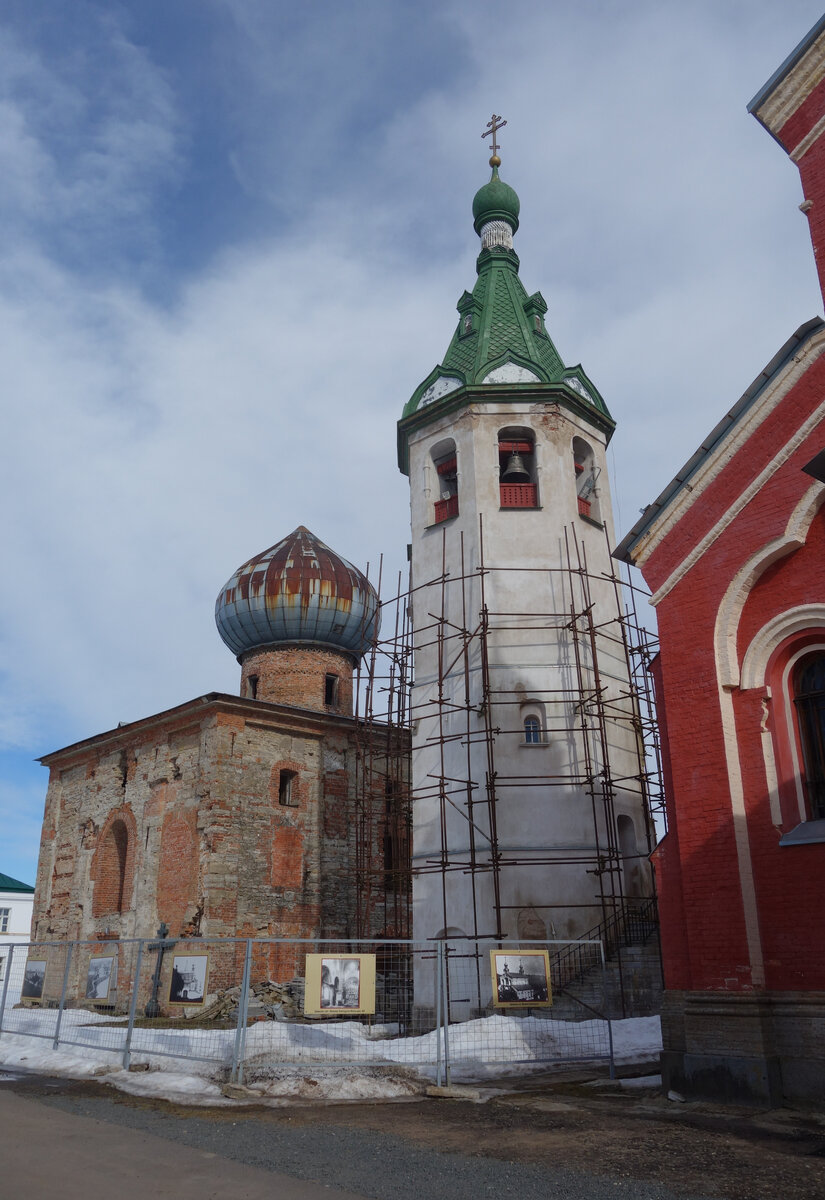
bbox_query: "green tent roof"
[398,165,613,472]
[0,871,35,893]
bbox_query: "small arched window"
[523,716,541,744]
[794,654,825,819]
[279,769,298,807]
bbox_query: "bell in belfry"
[501,452,530,482]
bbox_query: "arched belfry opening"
[430,438,458,525]
[573,436,601,524]
[498,427,538,509]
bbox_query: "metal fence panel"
[0,934,614,1085]
[437,938,614,1083]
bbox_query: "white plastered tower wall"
[399,163,655,1012]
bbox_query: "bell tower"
[398,128,654,977]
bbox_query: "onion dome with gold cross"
[215,526,380,661]
[398,123,614,473]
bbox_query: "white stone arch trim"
[739,605,825,689]
[715,482,825,689]
[705,495,817,984]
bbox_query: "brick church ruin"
[32,527,410,956]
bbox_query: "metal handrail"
[549,896,658,991]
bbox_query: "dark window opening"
[278,770,298,807]
[498,435,538,508]
[794,654,825,820]
[248,674,259,700]
[324,674,339,707]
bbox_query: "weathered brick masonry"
[31,526,408,1009]
[35,693,405,948]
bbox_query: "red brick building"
[32,527,409,1002]
[617,18,825,1104]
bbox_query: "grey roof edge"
[748,15,825,138]
[614,317,825,564]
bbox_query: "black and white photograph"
[303,953,376,1016]
[168,954,209,1005]
[85,955,116,1000]
[21,959,46,1000]
[320,957,361,1009]
[490,950,552,1008]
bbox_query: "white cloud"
[1,0,825,881]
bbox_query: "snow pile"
[0,1010,662,1104]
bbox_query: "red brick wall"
[240,645,354,714]
[638,372,825,997]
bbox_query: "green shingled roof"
[439,250,564,384]
[400,167,613,442]
[0,871,35,893]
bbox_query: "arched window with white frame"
[523,715,541,743]
[519,700,546,746]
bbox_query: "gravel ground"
[0,1071,726,1200]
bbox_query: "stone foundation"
[661,989,825,1106]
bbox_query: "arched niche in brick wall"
[91,806,137,918]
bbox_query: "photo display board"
[490,949,552,1007]
[168,954,210,1005]
[303,954,376,1016]
[85,955,117,1000]
[22,959,46,1000]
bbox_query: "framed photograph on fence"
[85,955,117,1000]
[22,959,46,1000]
[303,954,376,1016]
[490,949,552,1008]
[168,954,209,1005]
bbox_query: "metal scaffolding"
[349,520,664,957]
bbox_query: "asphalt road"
[0,1069,722,1200]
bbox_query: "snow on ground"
[0,1008,662,1104]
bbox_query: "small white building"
[0,871,35,1004]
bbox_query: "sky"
[2,0,824,887]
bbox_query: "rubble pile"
[182,978,304,1022]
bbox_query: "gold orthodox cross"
[482,114,507,161]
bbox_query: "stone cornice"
[40,692,408,767]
